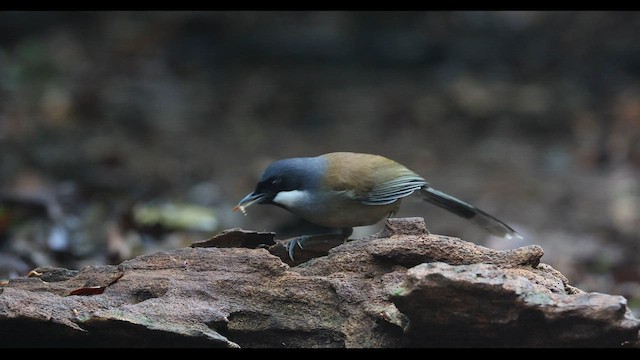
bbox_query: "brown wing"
[320,152,427,204]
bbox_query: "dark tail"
[418,187,522,240]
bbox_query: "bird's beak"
[232,192,267,215]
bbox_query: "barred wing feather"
[360,175,427,205]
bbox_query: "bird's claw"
[284,236,307,261]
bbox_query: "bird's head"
[233,156,324,214]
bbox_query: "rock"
[190,228,276,249]
[394,262,638,347]
[0,217,638,348]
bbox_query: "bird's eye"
[271,178,282,186]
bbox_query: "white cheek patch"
[272,190,309,208]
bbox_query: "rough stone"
[0,217,638,348]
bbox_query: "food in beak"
[232,193,264,215]
[232,204,248,215]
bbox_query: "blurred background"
[0,11,639,314]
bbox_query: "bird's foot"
[283,235,310,261]
[281,229,353,262]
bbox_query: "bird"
[234,152,522,260]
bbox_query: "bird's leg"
[284,227,353,261]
